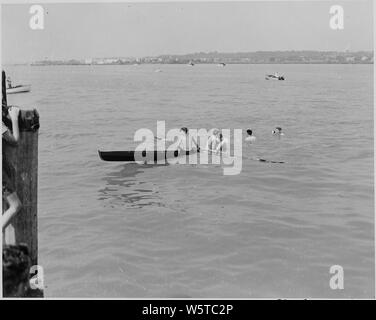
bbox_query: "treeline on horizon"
[19,50,375,65]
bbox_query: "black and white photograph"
[1,0,374,300]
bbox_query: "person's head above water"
[246,129,253,136]
[180,127,188,134]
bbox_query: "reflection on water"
[98,163,168,209]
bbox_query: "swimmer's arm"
[214,142,223,153]
[191,136,200,151]
[175,136,185,151]
[154,136,167,141]
[206,137,214,151]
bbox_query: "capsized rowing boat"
[98,150,195,162]
[265,74,285,81]
[7,85,31,94]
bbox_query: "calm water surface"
[7,64,374,298]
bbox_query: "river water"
[6,64,374,298]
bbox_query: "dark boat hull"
[98,150,193,162]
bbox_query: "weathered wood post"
[2,70,42,296]
[4,128,39,265]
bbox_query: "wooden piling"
[3,119,42,297]
[2,70,42,296]
[3,130,39,266]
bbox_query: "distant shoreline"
[5,50,373,66]
[4,62,373,66]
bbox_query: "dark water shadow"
[98,163,168,209]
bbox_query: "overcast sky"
[1,1,373,64]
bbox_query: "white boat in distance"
[265,73,285,81]
[7,84,31,94]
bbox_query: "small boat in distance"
[217,62,226,67]
[265,73,285,81]
[188,61,195,66]
[6,84,31,94]
[6,76,31,94]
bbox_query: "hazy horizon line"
[4,49,374,65]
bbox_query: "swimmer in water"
[177,127,200,152]
[272,127,284,136]
[215,133,229,153]
[207,129,220,151]
[245,129,256,144]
